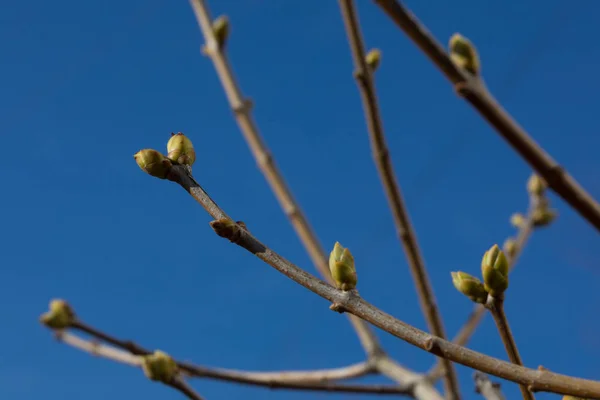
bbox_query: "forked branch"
[337,1,459,399]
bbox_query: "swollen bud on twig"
[563,396,587,400]
[134,149,172,179]
[503,238,517,259]
[532,207,557,227]
[142,350,178,383]
[527,174,547,196]
[212,15,229,50]
[510,213,525,228]
[451,272,488,304]
[481,244,509,296]
[365,49,381,72]
[210,218,241,241]
[39,299,75,329]
[328,242,357,291]
[167,132,196,166]
[449,33,480,75]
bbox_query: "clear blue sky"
[2,1,600,399]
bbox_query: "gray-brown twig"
[372,0,600,234]
[337,1,459,399]
[165,164,600,398]
[486,296,534,400]
[49,322,417,395]
[474,372,506,400]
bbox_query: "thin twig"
[52,328,412,395]
[372,0,600,234]
[486,296,535,400]
[166,164,600,398]
[187,0,382,360]
[337,1,459,399]
[474,372,506,400]
[427,193,537,380]
[166,377,206,400]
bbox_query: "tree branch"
[372,0,600,234]
[187,0,383,360]
[165,164,600,398]
[427,191,536,380]
[337,1,459,399]
[474,372,506,400]
[50,327,414,395]
[486,296,534,400]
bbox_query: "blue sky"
[2,0,600,399]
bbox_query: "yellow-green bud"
[451,271,488,304]
[142,350,178,383]
[134,149,172,179]
[449,33,480,75]
[503,238,517,258]
[212,15,229,50]
[166,132,196,166]
[329,242,357,291]
[532,207,557,227]
[481,244,509,296]
[563,396,587,400]
[527,174,546,196]
[510,213,525,228]
[39,299,75,329]
[365,49,381,72]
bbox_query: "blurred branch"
[372,0,600,233]
[486,296,534,400]
[337,1,459,399]
[50,327,414,395]
[164,164,600,398]
[187,0,382,360]
[474,372,506,400]
[427,190,537,381]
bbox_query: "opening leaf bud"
[39,299,75,329]
[142,350,178,383]
[329,242,357,291]
[167,133,196,166]
[451,272,488,304]
[527,174,547,196]
[481,244,509,296]
[449,33,480,75]
[365,49,382,72]
[213,15,230,50]
[134,149,172,179]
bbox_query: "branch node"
[329,302,347,313]
[210,218,242,243]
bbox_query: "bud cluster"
[134,133,196,178]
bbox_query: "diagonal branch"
[337,1,459,399]
[372,0,600,234]
[165,164,600,398]
[474,372,506,400]
[187,0,381,360]
[52,326,414,395]
[427,191,537,381]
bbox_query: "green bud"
[527,174,546,196]
[481,244,509,296]
[212,15,229,50]
[449,33,480,75]
[365,49,381,72]
[142,350,178,383]
[329,242,357,291]
[563,396,587,400]
[166,133,196,166]
[134,149,172,179]
[39,299,75,329]
[532,207,557,227]
[451,272,488,304]
[503,238,517,259]
[510,213,525,228]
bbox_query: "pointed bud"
[166,132,196,166]
[365,49,381,72]
[451,272,488,303]
[212,15,229,50]
[527,174,547,196]
[142,350,178,383]
[329,242,357,291]
[134,149,172,179]
[210,218,241,240]
[449,33,480,75]
[532,207,557,227]
[503,238,517,258]
[481,244,509,296]
[39,299,75,329]
[510,213,525,228]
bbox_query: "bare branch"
[187,0,382,360]
[474,372,506,400]
[51,327,413,395]
[486,296,535,400]
[166,378,206,400]
[372,0,600,233]
[165,164,600,398]
[337,1,459,399]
